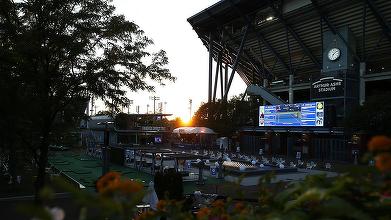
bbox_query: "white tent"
[172,127,216,134]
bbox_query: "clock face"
[328,48,341,61]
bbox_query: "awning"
[172,127,217,134]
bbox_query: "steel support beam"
[263,78,268,105]
[227,0,291,75]
[224,63,228,93]
[365,0,391,44]
[208,33,213,103]
[362,2,367,61]
[205,8,273,84]
[269,2,321,69]
[223,25,249,101]
[311,0,360,63]
[246,85,285,105]
[288,74,294,104]
[359,62,366,105]
[220,59,224,99]
[223,32,267,79]
[213,53,221,102]
[363,71,391,82]
[254,28,291,73]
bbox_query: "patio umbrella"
[172,127,216,134]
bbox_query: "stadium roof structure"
[188,0,391,101]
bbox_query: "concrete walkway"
[224,169,339,186]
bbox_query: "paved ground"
[224,168,339,186]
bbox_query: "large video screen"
[259,102,324,127]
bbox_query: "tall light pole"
[149,96,160,114]
[147,104,150,114]
[127,100,133,114]
[189,99,193,121]
[158,102,163,113]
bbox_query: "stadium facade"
[188,0,391,161]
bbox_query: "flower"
[234,202,245,212]
[196,207,211,219]
[368,136,391,152]
[135,210,155,220]
[118,179,144,194]
[211,199,225,209]
[96,171,121,194]
[375,153,391,172]
[157,200,167,211]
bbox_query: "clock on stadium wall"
[322,26,356,73]
[327,48,341,61]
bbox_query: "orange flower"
[368,136,391,152]
[118,179,144,194]
[157,200,167,211]
[196,207,211,219]
[211,199,225,209]
[96,172,121,193]
[135,210,155,220]
[234,202,245,211]
[375,153,391,172]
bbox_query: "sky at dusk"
[94,0,247,121]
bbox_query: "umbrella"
[172,127,216,134]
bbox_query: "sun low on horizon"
[171,115,193,127]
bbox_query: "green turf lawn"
[49,151,227,194]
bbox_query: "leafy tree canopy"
[0,0,175,194]
[191,95,254,136]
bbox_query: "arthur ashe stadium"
[188,0,391,161]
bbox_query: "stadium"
[188,0,391,161]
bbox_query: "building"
[81,113,173,148]
[188,0,391,161]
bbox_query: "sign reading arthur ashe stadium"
[259,102,324,127]
[311,76,344,98]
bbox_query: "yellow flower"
[375,153,391,172]
[96,172,121,193]
[368,136,391,152]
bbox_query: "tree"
[191,96,253,136]
[0,0,175,199]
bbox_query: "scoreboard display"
[259,102,324,127]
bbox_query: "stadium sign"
[311,76,344,99]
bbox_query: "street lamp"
[149,96,160,114]
[189,99,193,120]
[127,100,134,114]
